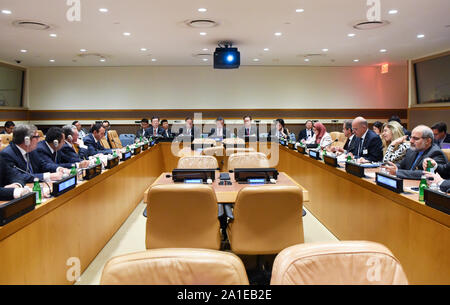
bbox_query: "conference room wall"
[27,65,408,110]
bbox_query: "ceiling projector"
[214,43,240,69]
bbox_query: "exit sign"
[381,63,389,74]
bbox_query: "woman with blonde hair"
[381,121,410,163]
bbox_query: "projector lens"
[226,55,234,62]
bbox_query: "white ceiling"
[0,0,449,67]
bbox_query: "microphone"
[320,139,338,150]
[13,165,52,193]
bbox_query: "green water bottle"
[419,176,428,202]
[70,164,77,176]
[33,178,42,205]
[347,155,352,162]
[426,160,434,173]
[113,150,117,158]
[323,149,327,156]
[96,156,101,165]
[126,145,130,152]
[140,136,143,143]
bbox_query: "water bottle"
[426,160,434,174]
[95,156,101,165]
[70,164,77,176]
[33,178,42,205]
[419,176,428,202]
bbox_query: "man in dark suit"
[208,117,231,139]
[298,120,314,142]
[160,119,173,138]
[0,154,30,201]
[330,120,358,155]
[431,122,450,148]
[83,123,113,157]
[384,125,448,180]
[352,117,383,162]
[237,115,259,141]
[72,121,88,139]
[58,125,90,166]
[0,121,15,135]
[0,124,64,183]
[136,118,150,139]
[178,117,201,139]
[423,160,450,192]
[146,116,164,138]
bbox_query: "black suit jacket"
[208,127,230,139]
[440,180,450,193]
[58,143,84,164]
[343,136,358,155]
[437,162,450,179]
[83,134,113,157]
[145,127,164,138]
[237,125,259,141]
[396,144,448,180]
[354,130,383,162]
[161,128,174,139]
[0,142,45,182]
[33,141,73,172]
[298,129,314,142]
[0,155,25,200]
[434,134,450,147]
[178,126,201,138]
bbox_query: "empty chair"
[0,134,12,145]
[107,130,123,149]
[228,152,269,171]
[100,248,249,285]
[202,145,224,157]
[119,133,135,146]
[227,185,304,255]
[100,137,111,149]
[225,147,255,156]
[192,138,217,146]
[146,184,221,250]
[271,241,409,285]
[223,137,245,148]
[177,155,218,169]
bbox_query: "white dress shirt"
[17,145,51,182]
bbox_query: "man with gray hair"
[351,116,383,162]
[58,125,90,167]
[384,125,447,179]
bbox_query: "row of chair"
[177,152,270,171]
[0,132,45,151]
[100,241,409,285]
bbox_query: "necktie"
[410,151,424,170]
[358,138,364,156]
[153,129,157,136]
[246,128,249,136]
[25,153,33,173]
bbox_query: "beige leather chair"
[0,134,12,145]
[107,130,123,149]
[202,146,225,170]
[227,185,304,255]
[443,149,450,161]
[271,241,409,285]
[37,130,45,141]
[330,132,346,149]
[100,248,249,285]
[223,137,245,148]
[225,147,255,156]
[329,132,341,142]
[146,184,221,250]
[177,155,218,169]
[100,137,111,149]
[192,138,216,146]
[0,144,7,151]
[228,152,269,171]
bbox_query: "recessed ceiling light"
[322,48,329,52]
[151,58,157,62]
[49,33,57,38]
[100,58,106,62]
[380,49,387,53]
[417,34,425,39]
[1,9,12,15]
[202,48,208,51]
[80,49,87,52]
[123,32,131,36]
[253,58,260,62]
[388,9,398,14]
[295,9,305,13]
[198,8,207,12]
[20,49,27,53]
[263,48,269,51]
[347,33,356,37]
[274,32,282,36]
[140,48,147,51]
[304,58,310,62]
[49,59,55,63]
[99,8,108,13]
[202,58,208,62]
[200,32,207,36]
[353,59,360,62]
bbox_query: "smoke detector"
[185,19,219,28]
[353,20,390,30]
[12,20,52,30]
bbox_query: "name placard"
[133,145,142,155]
[323,155,338,167]
[106,156,119,169]
[345,161,365,178]
[51,175,77,197]
[0,192,36,226]
[375,172,403,193]
[424,188,450,214]
[121,151,132,161]
[308,149,321,160]
[84,164,102,180]
[141,143,149,151]
[297,146,306,154]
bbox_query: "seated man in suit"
[351,116,383,162]
[0,124,64,183]
[431,122,450,148]
[83,123,113,157]
[0,154,31,201]
[136,118,149,139]
[424,169,450,193]
[237,115,259,141]
[0,121,15,135]
[298,120,314,143]
[58,125,90,167]
[383,125,447,180]
[146,116,164,138]
[102,120,111,142]
[72,120,87,139]
[329,120,358,155]
[208,117,231,139]
[178,117,200,139]
[160,119,173,138]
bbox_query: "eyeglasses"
[410,136,424,141]
[32,135,40,139]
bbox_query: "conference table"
[0,141,448,284]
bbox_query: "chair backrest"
[443,149,450,161]
[222,137,245,146]
[329,132,341,142]
[37,130,44,138]
[119,134,135,146]
[177,155,218,169]
[202,145,224,156]
[100,248,249,285]
[146,184,221,250]
[0,144,7,152]
[0,134,12,145]
[100,137,111,149]
[271,241,409,285]
[228,152,269,171]
[229,185,304,255]
[225,147,255,156]
[107,130,123,149]
[192,138,217,145]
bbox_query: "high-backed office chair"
[203,146,225,170]
[107,130,123,149]
[37,130,45,141]
[146,184,221,250]
[330,132,346,149]
[100,248,249,285]
[227,185,304,255]
[442,149,450,161]
[192,138,217,146]
[0,134,12,145]
[100,137,111,149]
[222,137,245,149]
[177,155,218,169]
[225,147,255,156]
[270,241,409,285]
[228,152,269,171]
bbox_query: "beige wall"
[27,65,408,110]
